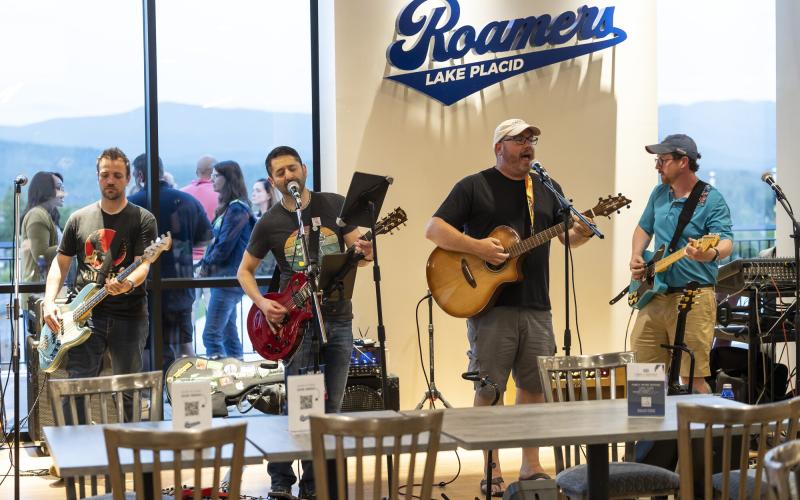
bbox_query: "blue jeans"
[202,287,244,359]
[267,318,353,492]
[65,311,149,423]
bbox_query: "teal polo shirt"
[638,182,733,288]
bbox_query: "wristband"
[124,278,136,294]
[710,248,720,263]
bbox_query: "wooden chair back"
[677,397,800,500]
[48,371,163,499]
[765,439,800,500]
[309,412,443,500]
[103,422,247,500]
[537,351,635,471]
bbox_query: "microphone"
[287,180,302,202]
[530,161,549,180]
[14,175,28,186]
[761,172,786,201]
[461,371,480,382]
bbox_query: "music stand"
[337,172,393,412]
[319,253,357,301]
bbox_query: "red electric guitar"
[247,208,407,361]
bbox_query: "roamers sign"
[385,1,627,105]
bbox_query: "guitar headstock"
[691,234,720,252]
[591,194,632,218]
[375,207,408,236]
[142,232,173,264]
[677,281,700,314]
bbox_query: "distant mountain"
[0,103,313,207]
[659,101,775,172]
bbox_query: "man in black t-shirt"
[425,119,595,492]
[42,147,157,420]
[238,145,372,499]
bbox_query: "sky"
[0,0,776,126]
[656,0,776,105]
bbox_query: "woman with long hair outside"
[198,161,255,359]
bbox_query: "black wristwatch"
[710,248,720,263]
[124,278,136,294]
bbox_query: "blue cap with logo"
[645,134,701,160]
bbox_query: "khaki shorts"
[630,289,716,377]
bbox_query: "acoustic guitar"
[247,207,407,361]
[426,195,631,318]
[37,233,172,373]
[626,234,720,309]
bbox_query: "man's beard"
[102,189,122,201]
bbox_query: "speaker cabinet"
[341,374,399,412]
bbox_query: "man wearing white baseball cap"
[425,118,594,495]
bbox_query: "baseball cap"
[645,134,701,160]
[493,118,541,146]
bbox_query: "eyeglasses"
[654,155,683,166]
[503,134,539,146]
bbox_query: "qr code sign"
[184,401,200,416]
[300,394,314,410]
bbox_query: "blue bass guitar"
[627,234,720,310]
[37,233,172,373]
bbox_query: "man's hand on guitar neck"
[685,237,718,263]
[475,237,509,265]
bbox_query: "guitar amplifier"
[341,374,400,412]
[348,340,383,378]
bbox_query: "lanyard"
[524,173,535,234]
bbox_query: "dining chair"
[309,411,443,500]
[764,439,800,500]
[677,396,800,500]
[537,352,680,499]
[48,371,164,499]
[102,422,247,500]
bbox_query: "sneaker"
[298,484,316,500]
[268,485,294,500]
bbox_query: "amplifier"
[349,340,382,378]
[341,374,399,412]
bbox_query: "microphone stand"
[289,189,327,374]
[11,178,25,500]
[531,164,602,356]
[462,372,500,500]
[772,187,800,392]
[414,291,452,409]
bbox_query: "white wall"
[320,0,658,409]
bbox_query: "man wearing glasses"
[629,134,733,394]
[425,118,594,495]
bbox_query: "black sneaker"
[268,485,296,500]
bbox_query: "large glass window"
[657,0,776,260]
[0,1,144,362]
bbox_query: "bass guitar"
[37,233,173,373]
[665,282,700,395]
[627,234,720,309]
[426,194,631,318]
[247,207,408,361]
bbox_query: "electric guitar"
[426,194,631,318]
[37,233,173,373]
[666,282,700,395]
[627,234,720,309]
[247,207,407,361]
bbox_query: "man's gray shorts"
[466,306,556,395]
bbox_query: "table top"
[403,394,746,450]
[44,418,266,477]
[243,410,459,462]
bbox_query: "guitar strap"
[667,180,707,253]
[524,173,536,234]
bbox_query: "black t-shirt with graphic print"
[433,167,565,311]
[58,202,157,317]
[247,192,357,321]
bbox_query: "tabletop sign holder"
[287,373,325,433]
[627,363,666,417]
[171,379,212,430]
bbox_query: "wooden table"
[404,394,746,500]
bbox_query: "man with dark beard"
[42,147,157,421]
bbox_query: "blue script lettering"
[387,1,625,71]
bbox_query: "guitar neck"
[654,247,687,273]
[72,260,142,319]
[508,212,587,258]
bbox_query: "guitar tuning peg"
[598,197,602,202]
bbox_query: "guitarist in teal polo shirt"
[629,134,733,394]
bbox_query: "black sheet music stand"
[319,253,357,301]
[337,171,393,411]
